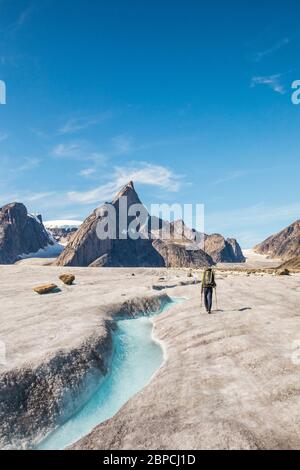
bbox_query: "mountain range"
[254,219,300,260]
[56,181,245,267]
[0,182,246,267]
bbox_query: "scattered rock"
[278,256,300,272]
[179,279,200,286]
[152,284,177,290]
[59,274,75,285]
[276,268,290,276]
[33,284,58,295]
[152,285,166,291]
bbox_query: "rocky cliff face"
[254,220,300,260]
[152,219,213,268]
[204,234,246,263]
[153,220,244,263]
[152,239,213,268]
[56,182,165,267]
[56,182,214,268]
[0,203,54,264]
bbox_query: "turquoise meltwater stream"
[37,299,181,450]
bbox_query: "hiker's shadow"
[212,307,252,314]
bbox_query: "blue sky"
[0,0,300,247]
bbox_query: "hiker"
[201,267,216,314]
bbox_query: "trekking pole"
[214,288,219,311]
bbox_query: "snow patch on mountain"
[19,243,64,259]
[44,220,82,230]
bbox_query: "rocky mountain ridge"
[0,203,54,264]
[254,219,300,260]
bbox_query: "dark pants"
[203,287,213,313]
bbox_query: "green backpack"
[202,269,215,288]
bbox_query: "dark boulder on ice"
[33,283,58,295]
[59,274,75,285]
[276,268,290,276]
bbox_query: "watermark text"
[291,80,300,105]
[0,80,6,105]
[95,198,205,251]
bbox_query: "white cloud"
[25,191,56,202]
[0,190,57,208]
[30,128,50,139]
[16,157,41,172]
[52,141,107,164]
[68,163,183,205]
[3,3,35,37]
[255,37,290,62]
[213,170,246,185]
[68,181,119,205]
[251,74,286,94]
[79,168,96,177]
[114,163,182,191]
[58,112,112,135]
[52,142,83,158]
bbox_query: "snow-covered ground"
[243,248,282,266]
[19,242,64,260]
[1,266,300,449]
[44,220,82,230]
[216,248,282,269]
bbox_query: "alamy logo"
[0,340,7,366]
[0,80,6,104]
[95,198,205,251]
[291,80,300,105]
[291,340,300,365]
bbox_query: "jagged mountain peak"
[112,181,142,206]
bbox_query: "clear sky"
[0,0,300,247]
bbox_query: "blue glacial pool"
[37,298,181,450]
